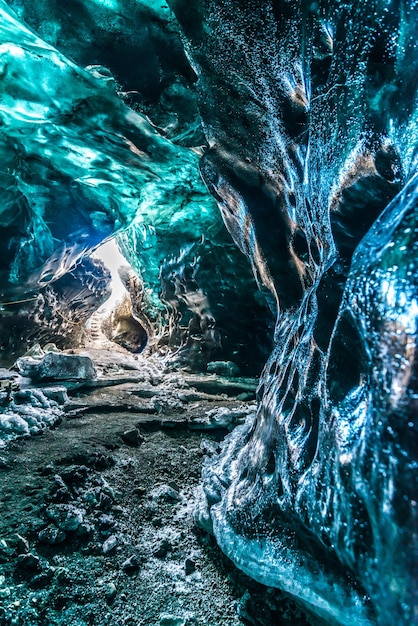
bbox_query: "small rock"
[82,488,99,507]
[16,553,41,572]
[60,465,88,485]
[98,480,116,499]
[98,514,115,529]
[51,475,71,502]
[38,525,66,545]
[151,485,182,504]
[37,463,54,476]
[54,567,71,584]
[15,534,30,554]
[64,451,114,470]
[153,539,171,558]
[153,396,185,413]
[41,387,69,405]
[104,582,117,605]
[207,360,240,377]
[132,486,147,497]
[45,504,84,532]
[76,522,94,539]
[53,475,68,491]
[102,535,118,554]
[122,554,140,572]
[121,428,144,447]
[151,517,163,528]
[185,558,196,575]
[93,453,116,470]
[99,493,113,511]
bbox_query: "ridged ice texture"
[168,1,418,624]
[0,1,272,372]
[6,0,205,147]
[0,0,212,293]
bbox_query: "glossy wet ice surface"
[0,1,416,623]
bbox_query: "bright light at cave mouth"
[91,238,129,314]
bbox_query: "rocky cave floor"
[0,347,315,626]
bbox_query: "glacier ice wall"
[0,0,272,369]
[0,0,207,291]
[167,0,417,624]
[6,0,204,146]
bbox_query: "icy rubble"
[0,387,66,447]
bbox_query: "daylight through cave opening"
[89,239,151,355]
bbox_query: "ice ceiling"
[0,1,417,625]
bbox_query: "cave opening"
[88,238,150,355]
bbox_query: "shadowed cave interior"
[0,1,416,626]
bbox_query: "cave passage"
[0,1,416,626]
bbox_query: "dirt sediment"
[0,350,313,626]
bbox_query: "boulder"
[14,353,97,382]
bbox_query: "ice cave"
[0,1,416,625]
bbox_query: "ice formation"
[0,1,416,624]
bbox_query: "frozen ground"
[0,349,314,626]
